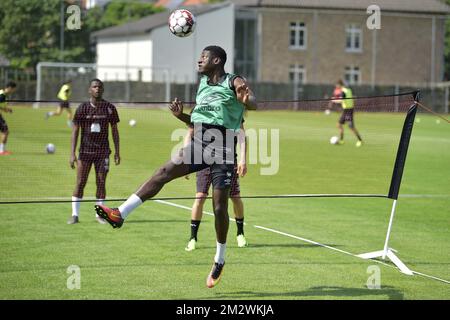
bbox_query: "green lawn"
[0,106,449,299]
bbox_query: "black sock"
[190,220,201,241]
[235,218,244,236]
[340,132,344,140]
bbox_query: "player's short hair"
[337,79,345,86]
[204,45,227,67]
[6,81,17,88]
[90,78,103,86]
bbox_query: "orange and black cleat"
[95,205,124,229]
[206,262,225,288]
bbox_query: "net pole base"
[357,249,413,275]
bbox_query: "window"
[289,64,306,85]
[344,66,361,85]
[289,22,307,50]
[345,24,362,52]
[234,18,257,81]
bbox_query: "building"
[91,2,235,83]
[92,0,450,86]
[231,0,449,86]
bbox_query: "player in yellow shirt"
[46,80,73,127]
[332,80,363,147]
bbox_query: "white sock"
[214,241,226,264]
[96,199,104,218]
[72,196,81,217]
[0,143,4,152]
[48,112,54,116]
[118,194,143,219]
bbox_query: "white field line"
[155,200,450,285]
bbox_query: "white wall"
[96,35,155,81]
[151,3,235,84]
[95,3,235,84]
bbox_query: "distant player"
[68,79,120,224]
[185,121,248,252]
[332,79,363,147]
[46,80,73,127]
[0,81,17,155]
[95,45,257,288]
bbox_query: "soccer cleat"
[356,140,363,148]
[0,151,12,155]
[206,262,225,288]
[185,238,197,251]
[95,215,107,224]
[67,216,79,224]
[338,140,345,145]
[94,205,124,229]
[237,234,248,248]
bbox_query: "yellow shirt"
[57,84,71,101]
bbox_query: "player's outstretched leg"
[95,205,123,228]
[95,159,191,229]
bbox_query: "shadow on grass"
[209,286,404,300]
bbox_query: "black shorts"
[339,109,355,127]
[196,165,240,196]
[0,114,8,133]
[78,154,110,174]
[60,101,70,109]
[179,123,237,190]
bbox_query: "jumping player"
[95,45,257,288]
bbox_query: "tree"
[0,0,163,69]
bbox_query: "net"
[0,92,419,203]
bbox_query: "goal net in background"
[34,62,172,107]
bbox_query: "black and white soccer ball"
[46,143,56,154]
[168,9,196,37]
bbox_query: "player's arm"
[333,91,345,105]
[0,96,12,113]
[237,123,247,177]
[70,124,79,169]
[111,123,120,165]
[234,77,257,110]
[169,97,191,124]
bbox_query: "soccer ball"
[46,143,56,154]
[329,136,339,145]
[324,109,331,115]
[168,9,196,37]
[129,119,137,127]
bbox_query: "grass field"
[0,105,449,300]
